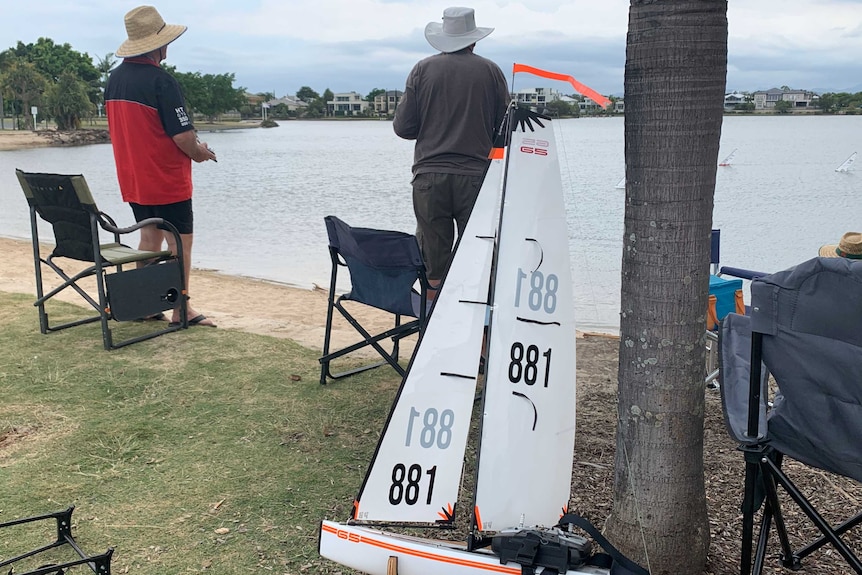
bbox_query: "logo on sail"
[520,138,550,156]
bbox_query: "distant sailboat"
[718,148,737,167]
[835,152,857,173]
[615,176,625,189]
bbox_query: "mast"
[467,99,517,549]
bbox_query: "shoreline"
[0,236,615,357]
[0,121,257,152]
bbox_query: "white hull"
[319,521,609,575]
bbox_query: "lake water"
[1,115,859,334]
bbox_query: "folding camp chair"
[16,169,188,350]
[718,256,862,574]
[0,506,113,575]
[319,216,430,385]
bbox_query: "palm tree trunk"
[605,2,727,574]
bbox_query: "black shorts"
[130,200,194,234]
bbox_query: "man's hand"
[172,130,217,162]
[196,141,217,163]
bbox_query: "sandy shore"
[0,122,255,152]
[0,131,55,151]
[0,236,428,357]
[0,232,610,359]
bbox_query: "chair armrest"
[719,266,768,280]
[99,214,178,236]
[97,215,185,268]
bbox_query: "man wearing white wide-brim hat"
[105,5,217,327]
[394,6,510,301]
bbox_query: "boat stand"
[0,506,113,574]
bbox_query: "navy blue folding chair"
[719,257,862,574]
[319,216,430,385]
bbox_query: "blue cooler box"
[709,275,743,321]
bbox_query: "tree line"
[0,37,444,128]
[0,37,250,130]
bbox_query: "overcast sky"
[5,0,862,98]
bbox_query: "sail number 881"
[514,268,558,313]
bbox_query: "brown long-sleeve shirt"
[393,49,510,177]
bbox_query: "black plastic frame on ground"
[0,506,113,575]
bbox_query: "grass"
[0,292,400,574]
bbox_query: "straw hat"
[424,7,494,54]
[819,231,862,259]
[116,6,187,58]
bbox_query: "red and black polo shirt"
[105,57,194,206]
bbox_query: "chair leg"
[741,454,760,575]
[30,211,49,335]
[319,300,418,384]
[705,329,719,387]
[796,511,862,563]
[763,456,862,573]
[758,458,800,571]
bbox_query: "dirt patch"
[0,406,76,466]
[0,426,36,448]
[573,335,862,575]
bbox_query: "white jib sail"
[474,120,577,532]
[352,157,503,524]
[836,152,857,172]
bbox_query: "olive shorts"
[412,172,483,281]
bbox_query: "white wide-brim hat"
[425,7,494,53]
[116,5,187,58]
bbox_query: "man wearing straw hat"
[394,6,510,302]
[105,5,217,327]
[819,232,862,259]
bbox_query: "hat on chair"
[819,231,862,259]
[116,6,187,58]
[424,7,494,53]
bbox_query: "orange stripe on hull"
[488,147,504,160]
[321,523,520,574]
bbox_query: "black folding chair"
[16,169,188,350]
[319,216,430,385]
[0,506,113,575]
[718,256,862,574]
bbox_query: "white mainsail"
[836,152,857,172]
[473,119,577,532]
[350,157,502,524]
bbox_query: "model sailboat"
[319,66,621,575]
[835,151,856,173]
[718,148,737,167]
